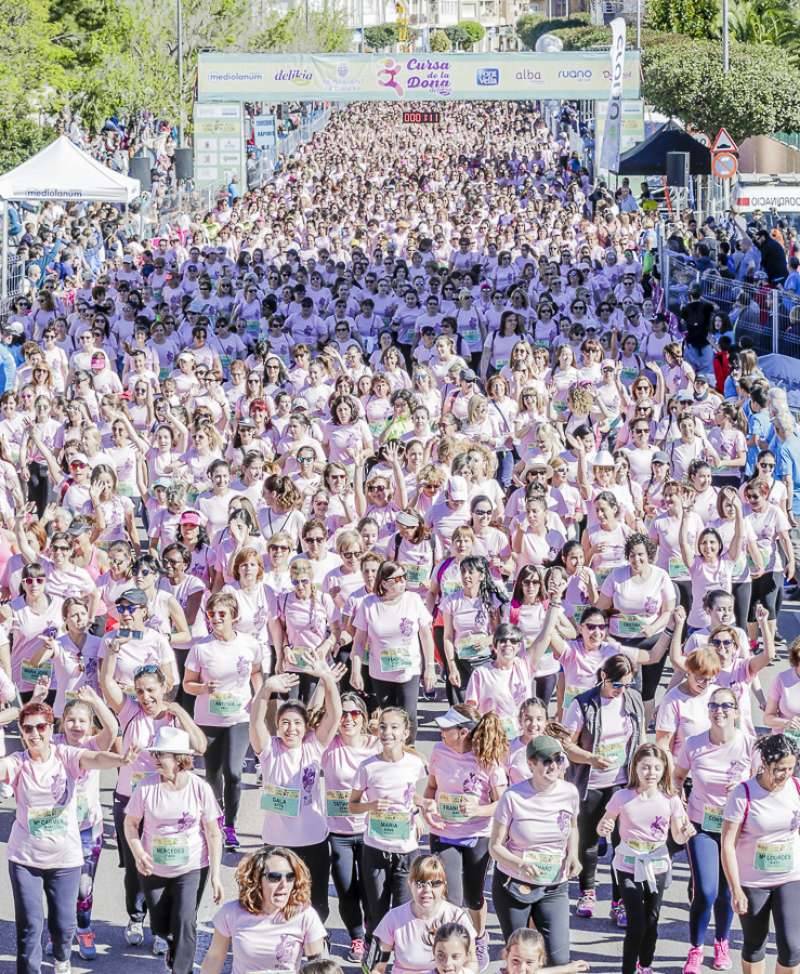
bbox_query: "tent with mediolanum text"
[0,135,140,203]
[614,119,712,176]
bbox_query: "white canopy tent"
[0,135,141,301]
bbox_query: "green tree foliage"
[430,28,451,51]
[647,0,716,38]
[364,22,398,50]
[515,12,588,49]
[459,19,485,46]
[444,25,470,48]
[252,2,351,52]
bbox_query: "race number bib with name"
[209,692,245,718]
[379,645,413,673]
[152,835,190,867]
[455,633,491,661]
[368,810,411,842]
[28,805,69,838]
[754,839,795,873]
[522,849,563,885]
[21,659,53,684]
[260,785,300,817]
[596,740,626,769]
[325,789,351,818]
[668,557,689,580]
[403,563,430,587]
[702,804,723,833]
[437,792,470,822]
[615,614,643,637]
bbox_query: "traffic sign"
[712,127,738,153]
[712,151,738,179]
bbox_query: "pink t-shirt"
[185,634,261,728]
[258,734,327,846]
[321,734,382,836]
[558,639,636,712]
[676,730,754,830]
[564,694,633,789]
[492,778,579,884]
[724,777,800,888]
[655,683,714,756]
[98,628,178,692]
[49,633,102,717]
[2,742,86,869]
[687,557,734,629]
[505,738,531,785]
[600,565,674,639]
[277,591,335,665]
[608,787,684,875]
[562,571,598,631]
[441,593,494,663]
[353,591,432,684]
[10,596,65,690]
[464,660,531,740]
[650,512,703,582]
[374,901,476,974]
[213,901,327,974]
[428,742,507,840]
[767,668,800,748]
[124,772,221,877]
[353,750,427,853]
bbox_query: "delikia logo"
[476,68,499,86]
[274,68,313,86]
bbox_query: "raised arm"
[249,672,299,754]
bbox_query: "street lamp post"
[177,0,184,147]
[722,0,729,72]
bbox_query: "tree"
[251,1,351,52]
[648,0,717,38]
[515,12,588,49]
[364,22,398,50]
[444,24,470,48]
[458,19,485,48]
[430,28,451,51]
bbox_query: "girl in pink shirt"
[506,698,548,785]
[599,743,694,974]
[722,734,800,972]
[249,660,342,925]
[464,624,532,741]
[656,646,721,758]
[422,705,509,965]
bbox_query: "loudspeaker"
[666,151,690,188]
[128,155,152,193]
[174,147,193,181]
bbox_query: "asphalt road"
[3,600,800,974]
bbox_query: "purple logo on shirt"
[176,811,195,832]
[274,934,300,969]
[463,772,479,795]
[236,656,250,678]
[643,597,659,616]
[556,810,572,834]
[650,815,668,837]
[398,617,414,639]
[302,766,316,804]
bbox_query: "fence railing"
[661,251,800,360]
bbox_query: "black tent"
[613,119,712,176]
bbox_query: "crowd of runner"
[2,99,800,974]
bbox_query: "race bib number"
[28,805,69,838]
[379,644,413,673]
[152,835,190,867]
[615,614,643,637]
[285,647,313,672]
[702,804,723,834]
[455,633,492,661]
[522,849,563,885]
[594,567,611,588]
[325,789,351,818]
[596,740,626,769]
[571,603,590,626]
[563,686,583,711]
[462,327,480,345]
[437,792,470,822]
[754,839,795,873]
[403,563,429,587]
[209,692,245,717]
[368,420,387,438]
[21,659,52,684]
[246,318,261,335]
[552,400,568,416]
[668,557,689,580]
[500,716,519,740]
[620,366,638,383]
[368,810,411,842]
[260,785,300,817]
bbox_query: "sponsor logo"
[514,69,543,82]
[558,69,592,80]
[274,68,313,85]
[476,68,499,86]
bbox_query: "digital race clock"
[402,111,441,124]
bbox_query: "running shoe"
[54,962,71,974]
[347,939,365,963]
[152,935,169,956]
[474,933,490,972]
[683,945,703,974]
[712,939,732,971]
[223,825,240,850]
[76,926,97,960]
[636,968,653,974]
[611,899,627,928]
[125,920,145,946]
[576,890,596,918]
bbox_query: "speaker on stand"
[128,155,152,194]
[666,151,690,216]
[174,147,193,182]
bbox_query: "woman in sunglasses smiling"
[674,686,755,974]
[0,699,137,974]
[200,846,327,974]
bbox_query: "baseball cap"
[526,735,564,761]
[115,588,148,607]
[446,475,469,501]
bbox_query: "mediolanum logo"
[558,69,592,79]
[476,68,499,86]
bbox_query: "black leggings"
[112,791,146,922]
[491,870,571,966]
[576,784,622,899]
[446,655,490,707]
[429,834,490,911]
[732,580,752,631]
[741,879,800,965]
[619,871,668,974]
[289,840,330,923]
[371,676,420,742]
[617,633,663,703]
[533,673,558,708]
[361,844,412,939]
[140,868,207,974]
[750,570,782,621]
[329,832,367,939]
[201,722,250,828]
[26,461,49,519]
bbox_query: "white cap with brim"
[434,708,477,730]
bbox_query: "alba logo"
[558,69,592,79]
[514,69,543,81]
